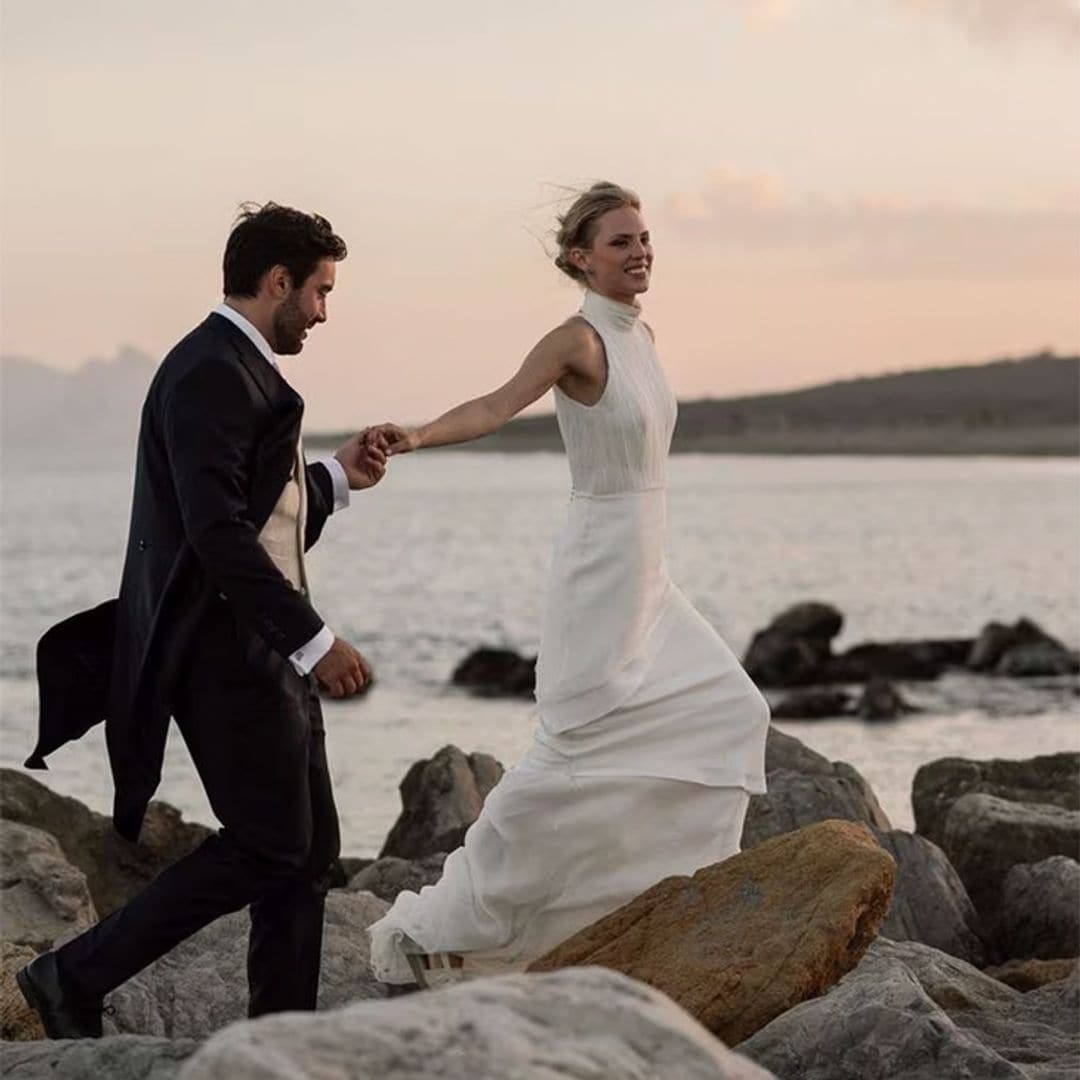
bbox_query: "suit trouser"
[55,613,341,1017]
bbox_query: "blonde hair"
[554,182,641,285]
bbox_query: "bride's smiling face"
[574,205,653,303]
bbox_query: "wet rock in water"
[769,688,851,719]
[106,890,390,1039]
[940,793,1080,924]
[742,602,842,688]
[451,647,536,697]
[179,967,774,1080]
[0,768,212,917]
[997,856,1080,961]
[985,957,1079,992]
[742,728,891,849]
[379,745,504,860]
[0,941,44,1041]
[873,828,985,967]
[855,678,913,720]
[912,752,1080,850]
[0,820,97,951]
[347,852,447,902]
[0,1037,199,1080]
[823,639,972,683]
[968,617,1080,677]
[529,819,895,1046]
[737,937,1080,1080]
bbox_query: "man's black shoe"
[15,952,105,1039]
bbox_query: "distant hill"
[427,351,1079,456]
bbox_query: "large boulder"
[451,647,537,697]
[912,752,1080,849]
[529,819,895,1046]
[347,852,447,902]
[873,828,985,966]
[742,728,891,848]
[0,820,97,951]
[997,856,1080,961]
[968,617,1080,677]
[1,941,44,1041]
[106,890,390,1039]
[738,937,1080,1079]
[0,769,212,917]
[0,1037,198,1080]
[940,793,1080,923]
[823,639,972,683]
[180,967,775,1080]
[742,602,842,688]
[379,745,504,860]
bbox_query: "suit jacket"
[28,313,336,840]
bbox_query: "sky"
[2,0,1078,429]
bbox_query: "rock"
[738,937,1080,1080]
[1,941,44,1041]
[855,678,912,720]
[873,828,985,966]
[743,728,891,849]
[180,967,775,1080]
[940,793,1080,923]
[347,852,447,902]
[106,890,390,1038]
[997,856,1080,960]
[743,602,842,688]
[769,688,851,719]
[451,647,536,697]
[823,639,972,683]
[0,820,97,950]
[0,1037,198,1079]
[985,957,1078,992]
[968,617,1079,676]
[379,745,504,860]
[912,752,1080,849]
[529,820,895,1046]
[0,769,212,917]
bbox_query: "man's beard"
[271,293,308,355]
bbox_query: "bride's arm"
[378,320,598,454]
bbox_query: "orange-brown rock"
[528,818,895,1045]
[0,941,43,1041]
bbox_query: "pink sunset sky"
[2,0,1078,430]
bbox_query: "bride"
[365,182,770,986]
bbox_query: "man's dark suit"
[35,312,342,1015]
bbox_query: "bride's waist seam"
[569,485,665,501]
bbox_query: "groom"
[18,203,384,1037]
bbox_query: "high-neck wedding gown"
[368,290,770,982]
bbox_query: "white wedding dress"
[367,290,770,982]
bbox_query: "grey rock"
[996,643,1080,678]
[380,745,504,860]
[347,852,447,902]
[873,828,985,966]
[452,647,537,697]
[856,678,912,720]
[823,638,972,683]
[106,890,390,1038]
[743,602,840,688]
[968,617,1078,676]
[0,768,211,917]
[769,688,851,719]
[912,753,1080,849]
[0,1037,197,1080]
[941,793,1080,923]
[743,729,891,848]
[738,937,1080,1080]
[0,820,96,950]
[180,967,776,1080]
[998,857,1080,961]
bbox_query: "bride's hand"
[367,423,420,455]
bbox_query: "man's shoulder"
[152,317,250,396]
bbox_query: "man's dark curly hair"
[222,202,347,297]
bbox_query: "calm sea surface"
[1,451,1078,853]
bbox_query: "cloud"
[895,0,1080,46]
[663,168,1080,278]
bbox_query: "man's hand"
[313,637,373,698]
[334,431,388,490]
[365,423,419,456]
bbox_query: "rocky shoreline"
[1,727,1077,1078]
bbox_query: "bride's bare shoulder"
[539,315,603,360]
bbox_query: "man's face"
[271,258,336,355]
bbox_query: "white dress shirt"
[212,302,348,675]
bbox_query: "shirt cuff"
[290,624,334,676]
[320,457,351,512]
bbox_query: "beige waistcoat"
[258,439,308,596]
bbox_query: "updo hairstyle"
[553,182,641,285]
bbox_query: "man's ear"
[265,264,292,298]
